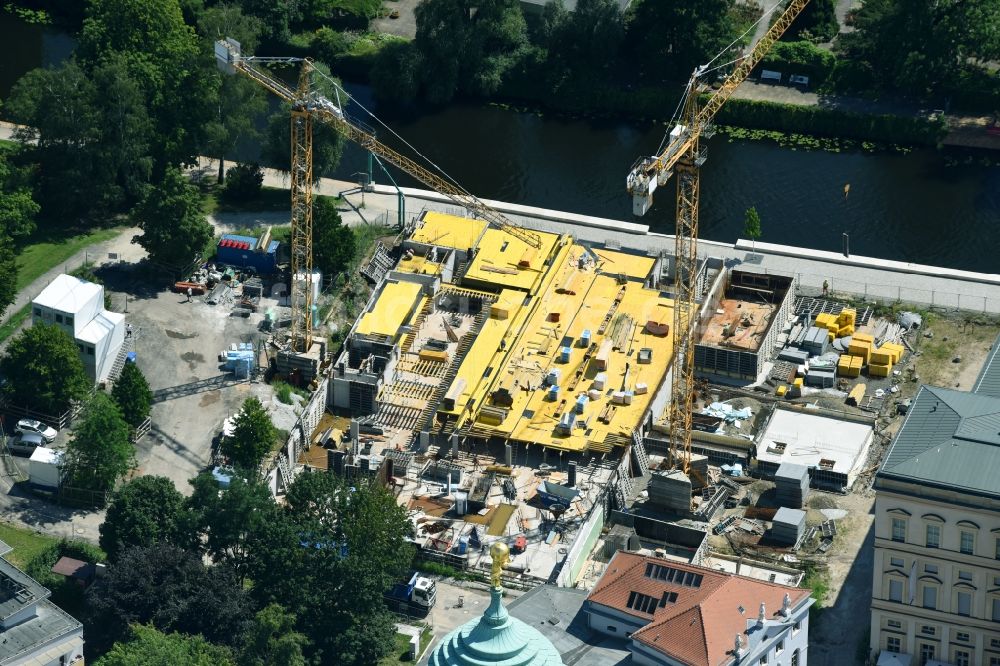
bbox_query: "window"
[992,597,1000,621]
[86,346,94,356]
[922,585,937,610]
[759,655,768,665]
[892,518,907,542]
[33,308,40,317]
[606,625,617,633]
[920,625,935,636]
[887,620,902,629]
[889,579,903,602]
[926,524,941,548]
[77,344,84,353]
[626,591,659,614]
[791,649,800,666]
[644,563,703,587]
[993,637,1000,649]
[919,643,935,666]
[55,314,63,324]
[956,631,970,642]
[961,530,975,555]
[994,576,1000,587]
[890,556,905,567]
[959,570,973,581]
[925,564,938,574]
[954,650,970,666]
[776,639,784,654]
[991,657,1000,666]
[793,620,801,634]
[996,537,1000,559]
[957,591,971,616]
[887,636,901,653]
[65,316,73,326]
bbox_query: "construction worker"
[186,287,193,302]
[822,280,829,296]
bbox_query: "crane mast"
[214,38,542,353]
[626,0,810,475]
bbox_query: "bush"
[312,27,351,62]
[222,163,264,202]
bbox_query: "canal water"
[4,16,998,273]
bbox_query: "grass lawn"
[16,227,123,292]
[0,521,62,569]
[0,303,31,344]
[379,627,433,665]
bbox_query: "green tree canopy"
[249,474,415,665]
[112,361,153,428]
[187,473,279,583]
[838,0,1000,96]
[96,625,235,666]
[63,393,134,494]
[79,0,216,171]
[546,0,624,78]
[1,323,89,414]
[0,146,39,242]
[744,205,762,253]
[239,604,309,666]
[787,0,839,43]
[312,197,356,276]
[627,0,736,82]
[0,234,17,322]
[131,166,214,271]
[221,396,277,471]
[87,543,251,654]
[100,476,190,561]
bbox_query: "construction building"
[869,335,1000,666]
[694,270,795,384]
[585,551,812,666]
[31,274,126,384]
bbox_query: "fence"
[739,265,1000,315]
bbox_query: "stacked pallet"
[869,342,904,378]
[848,332,875,364]
[837,354,863,378]
[815,308,856,340]
[775,462,810,508]
[772,507,807,546]
[801,326,829,356]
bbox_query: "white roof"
[77,311,124,344]
[32,274,102,315]
[29,447,62,465]
[757,408,874,475]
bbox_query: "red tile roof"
[587,552,810,666]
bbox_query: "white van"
[8,432,45,456]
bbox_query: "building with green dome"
[427,585,564,666]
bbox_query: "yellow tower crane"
[215,39,542,353]
[625,0,810,474]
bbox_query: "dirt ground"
[910,312,1000,391]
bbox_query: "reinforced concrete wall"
[556,503,605,588]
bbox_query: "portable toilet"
[548,385,560,401]
[580,329,592,348]
[593,372,607,391]
[559,346,572,363]
[575,395,588,413]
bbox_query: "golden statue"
[490,541,510,589]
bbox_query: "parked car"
[16,419,57,443]
[8,432,45,456]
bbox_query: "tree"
[787,0,839,43]
[1,323,89,414]
[221,397,277,471]
[221,163,264,202]
[131,166,214,270]
[744,206,761,254]
[0,146,39,242]
[112,362,153,429]
[312,197,356,276]
[250,474,415,665]
[370,41,424,103]
[100,476,190,561]
[87,543,251,654]
[79,0,216,172]
[239,604,309,666]
[63,393,134,494]
[413,0,473,103]
[199,4,267,183]
[0,236,17,322]
[838,0,1000,97]
[96,625,235,666]
[628,0,736,82]
[547,0,624,77]
[6,61,104,219]
[187,473,279,583]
